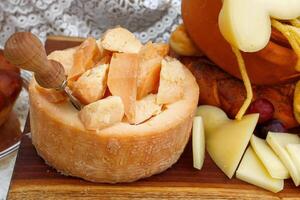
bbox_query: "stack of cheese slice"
[29,27,199,183]
[237,132,300,192]
[196,105,300,193]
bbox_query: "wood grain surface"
[7,37,300,200]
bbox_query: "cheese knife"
[3,32,82,110]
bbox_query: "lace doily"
[0,0,182,49]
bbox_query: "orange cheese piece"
[101,27,142,53]
[68,37,101,81]
[47,48,76,76]
[157,57,185,104]
[107,53,139,124]
[135,94,162,124]
[72,64,109,105]
[137,42,169,99]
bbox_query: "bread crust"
[182,0,300,85]
[29,57,199,183]
[184,58,298,129]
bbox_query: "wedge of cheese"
[72,64,109,105]
[286,144,300,176]
[266,132,300,186]
[47,48,76,76]
[250,135,289,179]
[196,105,259,178]
[107,53,139,124]
[236,147,284,193]
[101,27,142,53]
[134,94,162,125]
[157,57,185,104]
[68,37,101,81]
[78,96,124,131]
[137,42,169,99]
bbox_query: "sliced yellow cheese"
[192,116,205,170]
[250,135,289,179]
[219,0,300,52]
[236,146,284,193]
[107,53,139,124]
[286,144,300,180]
[157,57,185,104]
[196,105,259,178]
[266,132,300,186]
[72,64,109,105]
[134,94,162,125]
[78,96,124,131]
[101,27,142,53]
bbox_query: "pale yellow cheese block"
[28,49,199,183]
[266,132,300,186]
[236,146,284,193]
[286,144,300,182]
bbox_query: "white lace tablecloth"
[0,0,182,49]
[0,1,182,199]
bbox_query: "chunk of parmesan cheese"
[72,64,109,104]
[107,53,139,124]
[101,27,142,53]
[78,96,124,130]
[157,57,185,104]
[134,94,162,124]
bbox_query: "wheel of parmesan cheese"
[29,48,199,183]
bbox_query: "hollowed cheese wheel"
[182,0,299,85]
[29,50,199,183]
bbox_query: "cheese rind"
[236,147,284,193]
[250,135,289,179]
[137,42,169,99]
[157,57,185,104]
[196,105,259,178]
[266,132,300,186]
[78,96,124,131]
[29,55,200,183]
[72,64,109,105]
[35,85,67,103]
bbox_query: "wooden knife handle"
[4,32,66,89]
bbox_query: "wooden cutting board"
[7,38,300,200]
